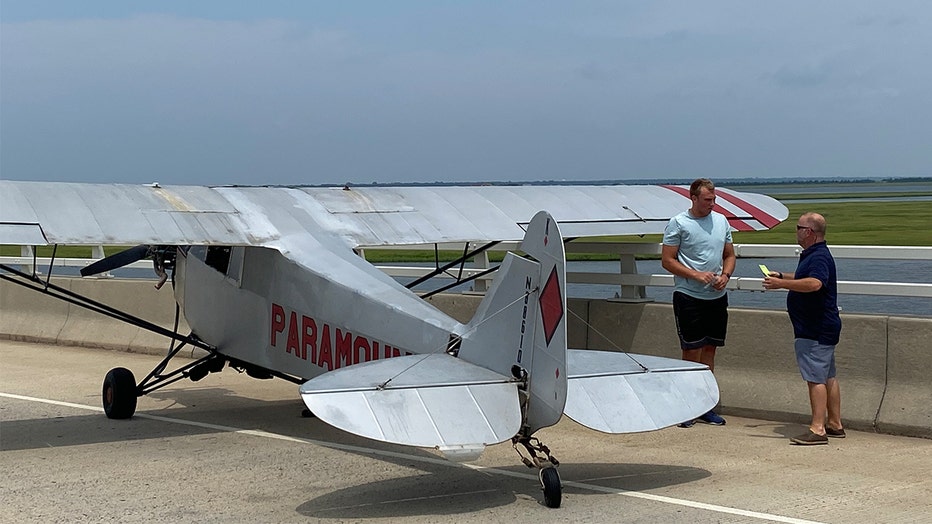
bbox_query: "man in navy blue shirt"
[763,212,844,445]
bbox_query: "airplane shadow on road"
[296,461,711,519]
[3,386,711,518]
[0,385,385,450]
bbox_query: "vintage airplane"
[0,180,787,508]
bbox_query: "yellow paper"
[759,264,771,277]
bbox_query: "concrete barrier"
[1,276,190,356]
[407,295,931,437]
[1,276,71,344]
[2,277,930,438]
[878,316,932,438]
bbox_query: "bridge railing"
[3,242,931,300]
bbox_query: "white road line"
[316,488,502,512]
[1,391,824,524]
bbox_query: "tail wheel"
[540,466,562,508]
[103,367,138,419]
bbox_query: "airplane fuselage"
[174,244,462,380]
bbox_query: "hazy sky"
[2,1,930,186]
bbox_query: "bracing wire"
[565,308,650,372]
[377,286,539,389]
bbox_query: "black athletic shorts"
[672,291,728,350]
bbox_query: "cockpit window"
[187,245,241,285]
[205,246,232,274]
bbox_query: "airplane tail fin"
[458,210,568,435]
[298,211,567,459]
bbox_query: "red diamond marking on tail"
[539,267,564,346]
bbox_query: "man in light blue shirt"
[662,178,736,427]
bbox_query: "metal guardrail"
[369,242,932,299]
[3,243,931,299]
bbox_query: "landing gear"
[97,329,305,422]
[103,367,138,419]
[99,346,303,420]
[540,466,562,509]
[514,435,562,508]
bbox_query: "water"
[781,196,932,204]
[396,257,931,318]
[730,180,932,203]
[728,181,932,195]
[18,253,931,318]
[564,258,932,318]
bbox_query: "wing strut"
[1,260,307,421]
[405,240,501,290]
[419,265,498,299]
[0,262,208,349]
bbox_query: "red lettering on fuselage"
[302,315,315,362]
[335,329,352,369]
[286,311,299,357]
[270,302,407,371]
[271,303,286,347]
[353,336,370,365]
[319,324,333,370]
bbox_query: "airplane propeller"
[80,244,177,288]
[80,245,152,277]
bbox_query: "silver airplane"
[0,180,787,507]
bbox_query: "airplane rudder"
[519,211,567,356]
[520,211,569,434]
[457,211,567,399]
[519,211,566,267]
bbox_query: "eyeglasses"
[796,225,812,231]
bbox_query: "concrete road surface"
[1,340,930,523]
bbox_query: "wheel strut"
[513,435,562,508]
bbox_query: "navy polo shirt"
[786,241,842,345]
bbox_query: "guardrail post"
[616,253,649,302]
[90,245,113,278]
[20,245,35,274]
[472,250,489,293]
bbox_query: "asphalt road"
[1,340,930,523]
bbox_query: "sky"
[2,1,930,186]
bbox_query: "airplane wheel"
[540,466,562,508]
[102,367,137,419]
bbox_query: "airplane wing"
[563,349,719,433]
[0,180,787,249]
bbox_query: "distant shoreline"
[324,177,932,189]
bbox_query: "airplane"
[0,180,788,508]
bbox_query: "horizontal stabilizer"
[300,354,521,455]
[564,350,719,433]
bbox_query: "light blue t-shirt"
[662,211,733,300]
